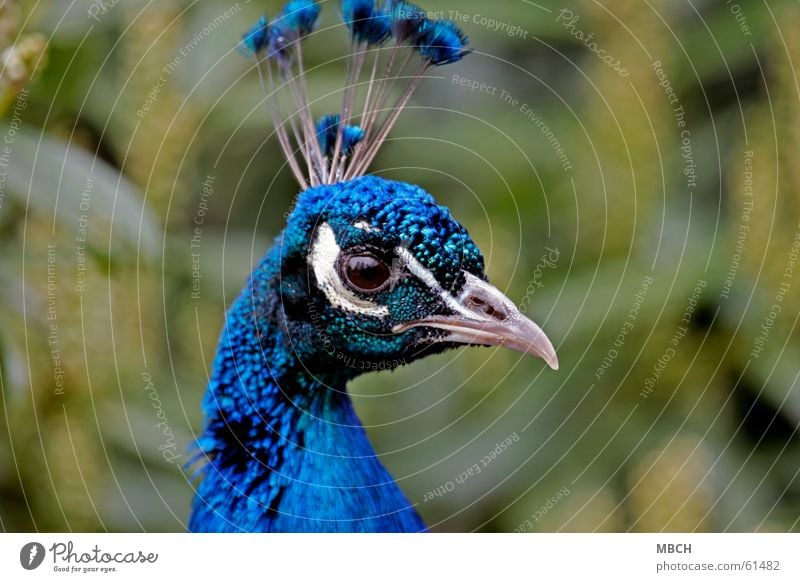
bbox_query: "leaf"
[29,0,159,40]
[1,125,161,258]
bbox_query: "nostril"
[466,295,508,321]
[467,297,485,308]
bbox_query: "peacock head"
[241,0,558,377]
[275,175,558,375]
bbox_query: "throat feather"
[190,262,425,532]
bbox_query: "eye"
[341,253,391,293]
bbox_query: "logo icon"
[20,542,45,570]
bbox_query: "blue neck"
[189,246,426,532]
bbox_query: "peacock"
[189,0,558,533]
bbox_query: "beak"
[393,272,559,370]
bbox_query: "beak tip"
[539,347,559,370]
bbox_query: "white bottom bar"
[1,533,796,581]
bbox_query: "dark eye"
[342,254,391,292]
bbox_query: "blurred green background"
[1,0,799,532]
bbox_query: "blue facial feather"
[190,177,485,533]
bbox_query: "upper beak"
[393,272,559,370]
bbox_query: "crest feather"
[239,0,470,189]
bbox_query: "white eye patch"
[353,220,380,233]
[308,222,389,318]
[393,246,483,322]
[309,222,480,322]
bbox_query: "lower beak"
[393,272,559,370]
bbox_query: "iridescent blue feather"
[387,0,426,42]
[267,21,297,65]
[239,14,269,56]
[189,177,485,532]
[341,0,391,44]
[282,0,321,36]
[234,0,470,186]
[417,19,471,65]
[316,114,365,157]
[190,1,485,534]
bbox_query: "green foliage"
[0,0,798,532]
